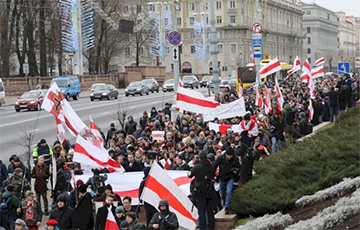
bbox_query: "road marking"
[101,112,110,115]
[6,114,18,118]
[27,129,39,134]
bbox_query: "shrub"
[231,107,360,216]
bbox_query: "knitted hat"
[14,157,21,163]
[115,206,125,214]
[2,180,10,188]
[120,220,129,229]
[225,147,235,156]
[46,219,58,226]
[199,151,207,160]
[25,190,34,197]
[14,168,23,175]
[15,219,26,227]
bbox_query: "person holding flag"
[149,200,179,230]
[95,194,117,230]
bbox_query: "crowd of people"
[0,73,358,230]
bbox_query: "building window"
[307,37,311,44]
[177,18,181,26]
[230,15,236,23]
[191,45,196,53]
[206,17,209,24]
[216,16,222,24]
[308,58,311,63]
[230,31,236,38]
[189,2,195,11]
[230,44,236,53]
[125,47,131,56]
[137,5,141,13]
[216,2,221,9]
[307,48,311,54]
[124,5,129,13]
[190,17,195,25]
[204,2,208,10]
[149,4,155,11]
[306,10,310,15]
[190,32,194,39]
[218,44,223,53]
[307,27,311,33]
[230,1,236,8]
[217,31,222,38]
[139,47,144,55]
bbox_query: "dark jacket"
[106,127,118,146]
[124,161,143,172]
[327,89,339,107]
[149,210,179,230]
[49,205,77,229]
[1,190,19,218]
[132,130,145,139]
[171,161,190,171]
[188,160,216,196]
[8,163,31,181]
[31,163,50,192]
[0,160,8,186]
[213,154,240,181]
[75,192,94,230]
[95,204,116,230]
[32,143,53,166]
[125,117,138,135]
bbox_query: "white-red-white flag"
[249,46,256,67]
[259,58,282,79]
[160,158,172,170]
[105,207,119,230]
[301,74,310,85]
[89,115,104,146]
[238,78,244,98]
[255,86,263,108]
[239,119,259,137]
[176,86,220,114]
[209,122,241,134]
[55,117,66,144]
[217,141,223,150]
[140,161,198,230]
[308,99,314,122]
[274,75,284,110]
[264,86,272,115]
[311,65,324,79]
[287,55,301,77]
[302,59,312,84]
[42,83,87,136]
[314,57,325,66]
[73,135,125,173]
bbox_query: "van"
[51,76,81,100]
[0,78,5,106]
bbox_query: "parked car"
[222,76,232,85]
[89,83,106,92]
[51,76,81,100]
[200,75,213,88]
[14,90,46,112]
[142,78,159,93]
[90,84,118,101]
[182,75,199,89]
[228,78,237,89]
[125,81,149,97]
[162,79,175,92]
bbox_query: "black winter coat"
[95,204,116,230]
[49,205,77,229]
[7,163,31,181]
[125,120,138,135]
[149,210,179,230]
[75,192,94,230]
[213,154,240,181]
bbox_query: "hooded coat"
[49,197,77,230]
[31,163,50,192]
[149,200,179,230]
[75,192,94,230]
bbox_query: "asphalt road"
[0,90,185,164]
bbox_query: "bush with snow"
[235,212,293,230]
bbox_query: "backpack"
[0,195,14,214]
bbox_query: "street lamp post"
[209,0,220,94]
[171,0,180,122]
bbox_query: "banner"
[203,98,246,122]
[151,131,165,141]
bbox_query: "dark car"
[142,78,159,93]
[125,81,149,97]
[14,90,46,112]
[162,79,175,92]
[89,83,105,92]
[182,75,199,89]
[90,84,118,101]
[200,75,213,88]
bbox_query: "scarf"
[26,201,34,220]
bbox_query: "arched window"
[307,48,311,54]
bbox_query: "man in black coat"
[49,195,77,229]
[75,184,94,230]
[7,157,31,181]
[213,147,240,214]
[188,151,216,230]
[327,87,339,122]
[149,200,179,230]
[106,123,118,146]
[125,116,138,135]
[95,194,117,230]
[124,154,143,172]
[139,167,158,225]
[0,160,8,186]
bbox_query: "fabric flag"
[140,161,198,230]
[179,78,183,87]
[55,117,66,144]
[302,59,312,83]
[217,141,223,150]
[287,55,301,77]
[239,119,259,137]
[255,86,263,108]
[176,86,220,114]
[73,135,125,173]
[314,57,325,66]
[308,75,316,99]
[209,122,241,134]
[88,115,104,147]
[42,82,87,136]
[308,99,314,122]
[259,58,282,79]
[311,65,324,79]
[301,74,310,85]
[160,158,172,170]
[249,45,256,67]
[274,75,284,110]
[264,86,272,115]
[203,98,246,122]
[51,155,57,190]
[238,77,244,98]
[105,207,119,230]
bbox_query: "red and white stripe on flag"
[287,55,301,76]
[255,86,263,108]
[302,59,312,77]
[259,58,282,79]
[209,122,241,135]
[89,115,104,145]
[311,65,324,79]
[308,99,314,122]
[105,207,119,230]
[240,119,259,137]
[275,76,284,110]
[160,158,172,170]
[176,86,220,114]
[55,117,66,144]
[140,161,198,230]
[301,74,310,85]
[264,86,272,115]
[74,135,125,173]
[314,57,325,66]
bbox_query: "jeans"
[194,192,215,230]
[350,94,356,108]
[329,106,339,122]
[219,178,235,209]
[271,136,284,153]
[36,191,48,212]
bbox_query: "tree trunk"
[96,18,105,73]
[39,0,47,77]
[0,0,12,78]
[25,18,39,77]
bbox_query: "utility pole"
[209,0,220,94]
[255,0,261,86]
[171,0,180,122]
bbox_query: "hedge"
[231,107,360,216]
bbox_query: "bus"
[0,78,5,106]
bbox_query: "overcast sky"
[302,0,360,17]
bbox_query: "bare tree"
[13,126,36,169]
[110,98,134,129]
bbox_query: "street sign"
[253,46,262,58]
[168,31,182,46]
[172,46,179,61]
[355,57,360,68]
[252,39,263,45]
[23,63,29,74]
[337,62,350,75]
[252,34,262,39]
[252,22,262,33]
